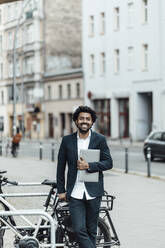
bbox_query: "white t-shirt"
[71,130,95,200]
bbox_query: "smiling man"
[56,105,113,248]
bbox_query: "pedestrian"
[56,105,113,248]
[11,127,22,155]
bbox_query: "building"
[43,0,82,138]
[0,0,45,138]
[44,68,83,139]
[82,0,165,141]
[0,0,82,139]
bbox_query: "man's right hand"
[58,192,67,201]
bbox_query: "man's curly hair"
[72,106,97,123]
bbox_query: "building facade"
[0,0,45,138]
[0,0,82,139]
[82,0,165,141]
[44,68,83,139]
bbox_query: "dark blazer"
[56,130,113,199]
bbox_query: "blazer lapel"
[72,132,78,161]
[88,130,96,149]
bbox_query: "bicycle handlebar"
[0,170,7,174]
[0,176,18,186]
[6,179,18,186]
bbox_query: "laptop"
[79,149,100,182]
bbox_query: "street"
[0,156,165,248]
[110,146,165,178]
[2,140,165,179]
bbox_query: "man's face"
[75,112,93,134]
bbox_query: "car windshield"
[150,132,162,141]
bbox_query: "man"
[56,106,113,248]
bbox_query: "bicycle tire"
[97,217,111,248]
[0,231,3,248]
[0,202,6,248]
[55,216,111,248]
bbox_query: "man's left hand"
[77,157,89,170]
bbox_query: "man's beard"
[76,123,91,134]
[78,127,91,134]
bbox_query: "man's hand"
[58,192,67,201]
[77,157,89,170]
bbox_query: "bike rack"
[0,210,64,248]
[0,182,65,247]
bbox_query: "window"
[8,60,13,78]
[0,116,4,131]
[48,85,51,99]
[114,49,120,73]
[59,85,62,99]
[0,63,3,79]
[128,46,134,70]
[76,83,80,98]
[23,56,34,74]
[114,7,120,30]
[8,31,13,50]
[8,85,13,102]
[89,15,94,36]
[26,24,34,43]
[67,84,71,99]
[1,91,4,105]
[16,30,20,48]
[151,132,162,141]
[16,59,20,77]
[142,44,148,71]
[0,35,2,53]
[0,9,2,24]
[128,2,134,27]
[100,52,106,75]
[142,0,148,23]
[90,54,95,75]
[26,87,34,104]
[100,12,105,34]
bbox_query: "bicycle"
[0,171,120,248]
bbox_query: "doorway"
[118,98,129,138]
[48,113,54,138]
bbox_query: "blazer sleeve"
[88,136,113,173]
[56,137,67,194]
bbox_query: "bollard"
[147,147,151,177]
[51,142,55,162]
[0,140,2,156]
[39,142,42,160]
[125,147,128,173]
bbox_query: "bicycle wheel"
[56,217,111,248]
[97,217,111,248]
[0,202,5,248]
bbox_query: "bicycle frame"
[0,181,120,248]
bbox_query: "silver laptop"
[79,149,100,182]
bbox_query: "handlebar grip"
[0,171,7,174]
[7,180,18,186]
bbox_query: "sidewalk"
[0,156,165,248]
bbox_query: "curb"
[111,168,165,182]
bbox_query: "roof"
[44,68,83,78]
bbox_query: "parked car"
[143,131,165,161]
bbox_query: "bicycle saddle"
[41,179,57,188]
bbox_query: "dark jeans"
[69,195,101,248]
